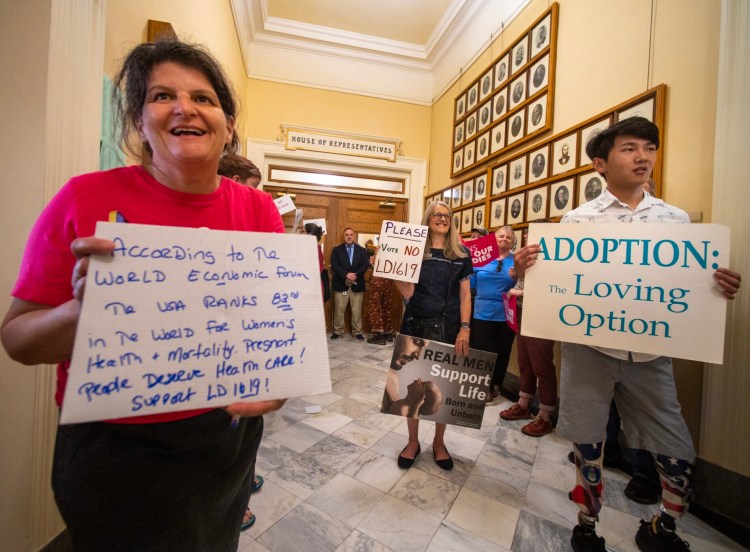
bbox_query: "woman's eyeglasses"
[431,213,451,220]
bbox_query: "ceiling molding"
[230,0,530,105]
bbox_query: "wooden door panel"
[264,186,407,334]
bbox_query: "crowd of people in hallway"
[1,37,742,552]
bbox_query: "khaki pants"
[332,290,363,335]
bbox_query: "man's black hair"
[585,116,660,161]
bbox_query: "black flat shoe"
[398,443,421,469]
[433,447,454,471]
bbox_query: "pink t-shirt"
[12,166,285,423]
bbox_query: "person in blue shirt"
[470,226,517,403]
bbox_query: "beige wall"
[245,79,432,160]
[429,0,720,221]
[0,2,53,550]
[104,0,250,149]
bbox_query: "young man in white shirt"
[515,117,741,552]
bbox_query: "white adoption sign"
[371,220,429,283]
[522,223,730,363]
[60,222,331,424]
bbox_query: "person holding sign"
[1,40,287,551]
[470,226,517,404]
[515,117,741,552]
[393,201,472,471]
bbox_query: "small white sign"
[522,223,730,363]
[274,194,296,215]
[372,220,429,283]
[61,222,331,424]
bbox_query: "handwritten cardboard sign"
[522,223,730,363]
[274,194,296,215]
[371,220,428,283]
[465,234,499,267]
[60,222,331,424]
[381,334,496,429]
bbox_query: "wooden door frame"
[247,138,427,225]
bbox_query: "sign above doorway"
[280,124,402,162]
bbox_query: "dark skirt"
[52,409,263,552]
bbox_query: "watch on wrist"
[460,322,471,330]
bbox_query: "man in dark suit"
[330,227,369,340]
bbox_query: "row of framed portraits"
[430,84,667,231]
[453,54,551,148]
[451,4,558,177]
[453,93,549,173]
[452,171,604,234]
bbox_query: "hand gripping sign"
[371,220,429,283]
[521,223,730,363]
[61,222,331,424]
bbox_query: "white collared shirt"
[561,188,690,361]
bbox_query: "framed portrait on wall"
[461,209,473,234]
[454,121,465,147]
[580,118,611,163]
[579,171,604,204]
[476,131,490,162]
[467,82,479,111]
[552,133,578,175]
[526,187,547,221]
[528,145,549,183]
[531,13,551,57]
[509,73,527,110]
[475,173,487,200]
[478,100,492,131]
[617,97,655,122]
[528,54,549,96]
[479,68,494,102]
[507,113,526,145]
[492,87,508,121]
[507,192,525,224]
[549,178,574,217]
[462,179,474,205]
[490,198,505,227]
[509,156,526,190]
[451,185,461,209]
[527,94,547,133]
[491,164,507,195]
[465,111,478,139]
[494,53,510,88]
[453,149,463,173]
[514,229,524,248]
[442,189,452,204]
[463,140,476,168]
[490,121,506,154]
[452,212,460,231]
[455,92,466,122]
[473,205,485,229]
[511,36,529,74]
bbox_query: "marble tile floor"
[238,336,747,552]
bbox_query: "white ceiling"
[230,0,530,105]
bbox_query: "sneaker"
[522,416,553,437]
[330,333,340,340]
[367,334,386,345]
[635,516,690,551]
[571,524,606,552]
[485,386,500,405]
[499,402,532,420]
[355,333,365,341]
[625,475,661,505]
